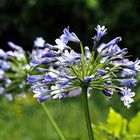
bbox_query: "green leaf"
[106,108,128,138]
[93,108,128,139]
[129,112,140,135]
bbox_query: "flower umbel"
[0,42,30,101]
[27,26,139,109]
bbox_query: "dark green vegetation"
[0,0,140,58]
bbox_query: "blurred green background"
[0,0,140,139]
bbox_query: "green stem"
[82,86,94,140]
[41,103,66,140]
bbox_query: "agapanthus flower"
[27,25,139,108]
[34,37,45,48]
[60,27,80,43]
[93,25,107,41]
[97,69,106,75]
[0,49,9,59]
[119,87,135,108]
[122,59,140,72]
[117,78,137,88]
[0,42,30,101]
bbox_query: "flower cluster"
[27,26,140,108]
[0,42,30,101]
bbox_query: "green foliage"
[0,96,88,140]
[1,95,140,140]
[106,108,127,138]
[1,0,140,58]
[94,108,140,140]
[129,112,140,135]
[86,0,98,9]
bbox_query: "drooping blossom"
[0,42,30,101]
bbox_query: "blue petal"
[97,69,106,75]
[60,28,80,43]
[106,37,122,47]
[41,51,61,58]
[117,78,137,88]
[38,95,51,102]
[102,89,113,97]
[27,75,43,84]
[34,37,45,48]
[8,41,23,52]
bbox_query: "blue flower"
[121,68,136,77]
[57,49,81,66]
[60,28,80,43]
[125,59,140,72]
[104,81,112,86]
[93,25,107,48]
[41,51,61,58]
[117,78,137,88]
[27,25,139,108]
[97,69,106,75]
[94,25,107,40]
[45,43,58,50]
[44,72,58,84]
[0,60,11,70]
[27,75,44,84]
[54,39,69,50]
[30,50,44,66]
[84,46,91,60]
[105,37,122,48]
[34,37,45,48]
[8,41,23,52]
[52,92,69,99]
[0,43,29,101]
[44,39,69,51]
[119,87,135,108]
[58,77,74,87]
[109,44,121,52]
[68,88,81,97]
[30,49,57,66]
[102,89,113,98]
[0,87,5,94]
[38,95,52,102]
[84,76,92,85]
[32,84,50,98]
[0,49,8,59]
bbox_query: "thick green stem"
[82,86,94,140]
[41,103,66,140]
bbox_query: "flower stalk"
[82,86,94,140]
[41,103,66,140]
